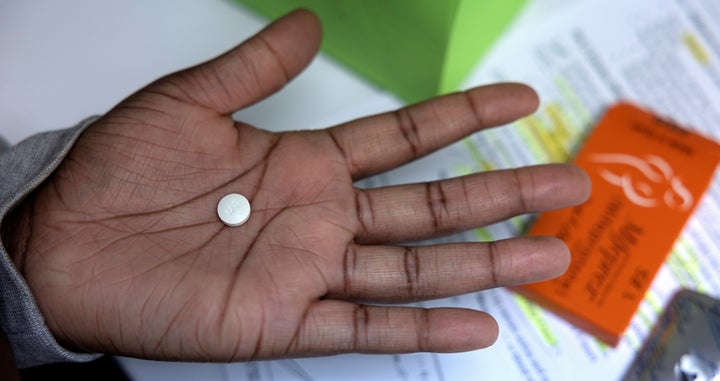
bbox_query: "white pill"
[217,193,251,226]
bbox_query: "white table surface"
[0,0,395,145]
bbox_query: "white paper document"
[227,0,720,379]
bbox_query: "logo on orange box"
[589,153,693,211]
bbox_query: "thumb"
[154,9,322,115]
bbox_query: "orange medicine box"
[514,102,720,346]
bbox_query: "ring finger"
[329,235,570,303]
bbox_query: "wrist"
[1,195,34,274]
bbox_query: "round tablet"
[217,193,251,226]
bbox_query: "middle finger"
[354,163,590,244]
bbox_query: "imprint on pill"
[217,193,251,226]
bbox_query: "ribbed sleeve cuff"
[0,117,102,368]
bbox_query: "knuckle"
[425,182,450,230]
[485,240,504,287]
[354,190,376,237]
[403,247,422,299]
[511,168,535,212]
[393,108,422,157]
[352,305,370,351]
[342,245,358,295]
[412,309,432,351]
[326,129,361,177]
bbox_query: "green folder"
[233,0,527,103]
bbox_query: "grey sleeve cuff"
[0,117,102,368]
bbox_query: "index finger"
[325,83,539,180]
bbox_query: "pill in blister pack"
[621,289,720,381]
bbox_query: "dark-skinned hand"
[3,9,590,362]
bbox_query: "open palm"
[7,10,590,362]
